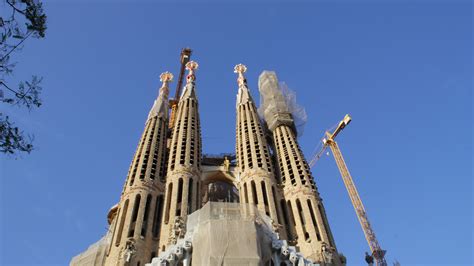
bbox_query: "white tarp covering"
[258,71,307,136]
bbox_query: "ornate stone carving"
[321,242,335,264]
[123,239,136,262]
[169,216,186,245]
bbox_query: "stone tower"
[259,71,342,264]
[105,72,173,266]
[158,61,202,252]
[234,64,285,236]
[70,60,347,266]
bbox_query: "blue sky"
[1,1,472,265]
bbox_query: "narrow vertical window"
[287,200,296,228]
[307,199,321,241]
[244,183,249,204]
[261,181,270,216]
[165,183,173,224]
[128,194,141,237]
[176,178,183,216]
[188,179,193,214]
[108,208,121,255]
[280,199,293,240]
[261,181,269,206]
[296,199,309,241]
[251,181,258,204]
[272,186,281,224]
[152,195,164,238]
[141,195,152,237]
[195,181,200,209]
[115,200,129,247]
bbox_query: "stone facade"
[70,62,346,266]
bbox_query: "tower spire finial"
[234,63,247,87]
[185,61,199,83]
[160,71,174,84]
[159,71,173,97]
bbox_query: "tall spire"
[258,71,341,263]
[234,63,253,105]
[160,60,202,250]
[234,64,284,233]
[106,72,172,265]
[148,72,173,120]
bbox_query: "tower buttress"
[159,61,202,251]
[234,64,285,235]
[105,72,173,266]
[258,71,342,264]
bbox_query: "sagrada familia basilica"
[70,55,347,266]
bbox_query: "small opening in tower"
[176,178,184,216]
[127,194,141,238]
[251,181,258,204]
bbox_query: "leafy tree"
[1,0,46,155]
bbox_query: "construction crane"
[169,48,192,129]
[309,114,387,266]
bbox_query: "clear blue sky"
[1,1,472,265]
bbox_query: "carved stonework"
[169,216,186,245]
[169,167,200,179]
[321,242,336,264]
[123,238,136,263]
[240,168,275,181]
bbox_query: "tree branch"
[5,0,26,15]
[0,30,32,61]
[0,80,20,95]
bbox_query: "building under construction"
[70,49,386,266]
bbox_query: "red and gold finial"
[186,61,199,82]
[234,63,247,87]
[160,71,174,84]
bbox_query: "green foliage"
[0,114,33,154]
[0,0,47,155]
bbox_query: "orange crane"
[169,48,192,129]
[309,114,387,266]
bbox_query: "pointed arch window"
[128,194,141,237]
[152,195,164,238]
[140,194,152,237]
[115,199,129,247]
[251,181,258,204]
[164,183,173,224]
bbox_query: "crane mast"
[169,48,192,129]
[312,115,387,266]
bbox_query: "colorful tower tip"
[185,61,199,82]
[234,63,247,74]
[234,64,247,87]
[160,72,174,83]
